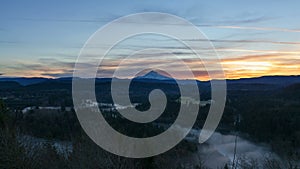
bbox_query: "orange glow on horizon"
[2,53,299,81]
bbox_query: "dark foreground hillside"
[0,76,299,169]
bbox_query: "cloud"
[213,25,300,33]
[41,71,74,78]
[3,51,300,80]
[180,39,300,45]
[1,58,75,78]
[0,40,19,44]
[8,14,284,34]
[38,58,75,68]
[38,49,300,79]
[199,16,273,25]
[11,17,115,23]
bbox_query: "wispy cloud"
[0,40,19,44]
[41,71,74,78]
[192,15,273,26]
[7,14,294,34]
[213,25,300,33]
[1,5,300,80]
[181,39,300,45]
[1,58,75,78]
[7,17,116,23]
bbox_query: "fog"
[198,132,278,168]
[18,123,280,168]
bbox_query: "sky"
[0,0,300,80]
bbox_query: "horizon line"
[0,74,299,82]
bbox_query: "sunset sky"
[0,0,300,80]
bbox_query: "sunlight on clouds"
[222,61,272,71]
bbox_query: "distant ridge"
[0,77,48,86]
[0,74,299,86]
[227,75,300,86]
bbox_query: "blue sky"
[1,0,300,79]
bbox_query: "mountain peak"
[136,70,172,80]
[145,70,161,76]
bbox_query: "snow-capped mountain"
[136,71,173,80]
